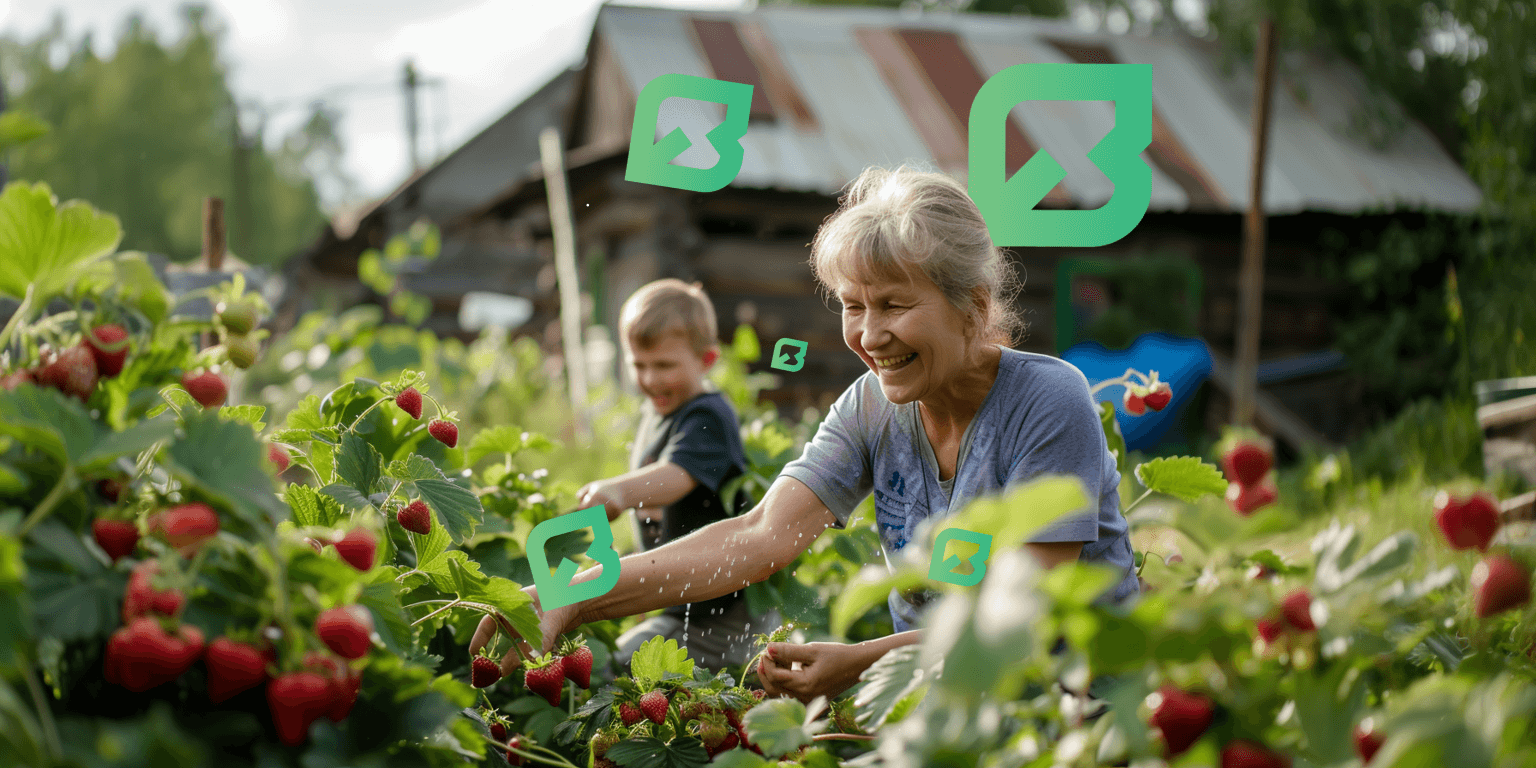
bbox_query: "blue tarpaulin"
[1062,333,1214,452]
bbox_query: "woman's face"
[838,268,975,406]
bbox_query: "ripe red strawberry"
[225,335,258,369]
[1353,722,1384,764]
[1256,617,1284,644]
[397,499,431,535]
[1123,388,1147,415]
[1220,739,1290,768]
[1471,554,1532,618]
[617,701,644,726]
[267,443,291,473]
[1150,686,1215,757]
[181,370,227,408]
[506,735,526,766]
[1434,492,1501,552]
[108,617,206,692]
[471,655,502,688]
[428,419,458,448]
[752,688,767,701]
[316,605,374,659]
[205,636,272,703]
[301,651,362,722]
[85,324,131,377]
[333,528,377,571]
[267,671,334,746]
[737,723,762,755]
[714,730,739,756]
[1227,480,1278,516]
[150,502,220,553]
[1280,590,1316,632]
[639,690,669,724]
[395,387,423,419]
[523,655,565,707]
[562,643,593,689]
[93,518,139,562]
[122,561,185,622]
[1222,442,1273,486]
[37,345,99,401]
[490,722,506,742]
[1143,382,1172,411]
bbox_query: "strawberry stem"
[812,733,876,742]
[19,466,77,537]
[1122,489,1155,515]
[0,284,35,352]
[18,651,62,760]
[411,598,463,627]
[343,397,392,435]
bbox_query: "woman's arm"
[572,476,838,626]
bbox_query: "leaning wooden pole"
[539,126,592,444]
[1231,18,1279,428]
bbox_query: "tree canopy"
[0,5,334,266]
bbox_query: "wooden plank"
[1231,17,1280,427]
[1209,349,1336,452]
[1478,392,1536,431]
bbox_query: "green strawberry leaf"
[1098,400,1128,479]
[412,477,482,543]
[466,425,552,466]
[284,395,329,431]
[284,484,345,528]
[336,432,385,499]
[852,645,925,730]
[630,637,694,686]
[0,181,122,302]
[25,519,122,642]
[268,428,312,445]
[1134,456,1228,503]
[741,696,825,758]
[829,567,926,639]
[165,410,285,529]
[944,475,1088,551]
[218,405,266,431]
[709,750,769,768]
[1318,531,1417,594]
[413,506,452,569]
[606,736,708,768]
[319,482,370,512]
[359,570,413,654]
[386,454,440,482]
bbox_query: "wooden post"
[202,197,226,272]
[539,126,592,443]
[200,197,226,351]
[1231,18,1279,428]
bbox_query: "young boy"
[575,279,763,671]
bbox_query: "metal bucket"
[1477,378,1536,487]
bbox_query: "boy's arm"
[576,462,699,522]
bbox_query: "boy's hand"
[577,479,626,521]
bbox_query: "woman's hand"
[757,641,874,704]
[576,480,626,521]
[467,585,583,676]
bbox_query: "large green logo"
[527,505,622,611]
[969,63,1152,247]
[625,74,755,193]
[929,527,994,587]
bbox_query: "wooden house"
[282,2,1482,449]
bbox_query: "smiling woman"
[469,165,1139,705]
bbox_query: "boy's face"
[625,333,718,416]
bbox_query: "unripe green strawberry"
[218,299,258,335]
[592,729,621,759]
[226,335,258,369]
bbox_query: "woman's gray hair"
[808,165,1025,348]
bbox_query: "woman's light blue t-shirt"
[779,346,1140,632]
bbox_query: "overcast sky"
[0,0,750,210]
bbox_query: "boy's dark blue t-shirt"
[629,390,752,620]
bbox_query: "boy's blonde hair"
[618,278,719,355]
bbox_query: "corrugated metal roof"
[598,3,1482,214]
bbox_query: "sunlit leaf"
[607,736,709,768]
[413,478,482,543]
[0,181,122,302]
[1134,457,1228,503]
[630,636,694,686]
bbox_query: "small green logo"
[770,338,807,372]
[527,505,622,611]
[929,528,993,587]
[969,63,1152,247]
[625,74,754,193]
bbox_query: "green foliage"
[0,181,122,306]
[630,636,694,686]
[0,6,327,265]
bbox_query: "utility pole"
[403,59,421,173]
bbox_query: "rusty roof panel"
[593,4,1481,215]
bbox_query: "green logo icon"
[929,528,993,587]
[527,505,622,611]
[969,63,1152,247]
[625,74,754,193]
[770,338,807,372]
